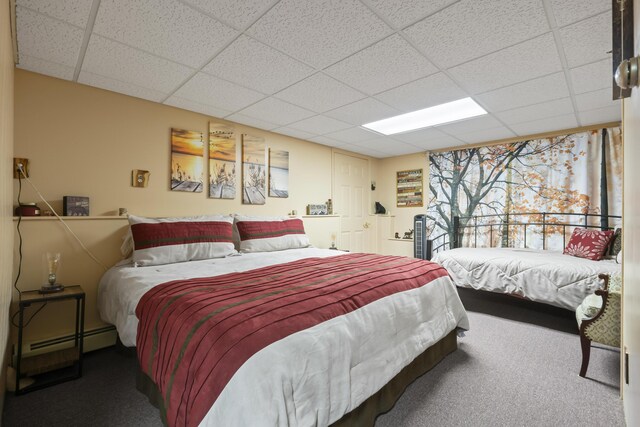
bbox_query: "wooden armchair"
[576,274,621,377]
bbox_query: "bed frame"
[427,212,621,260]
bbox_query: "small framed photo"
[307,204,328,215]
[63,196,90,216]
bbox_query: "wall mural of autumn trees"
[427,128,622,251]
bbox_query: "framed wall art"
[396,169,423,207]
[242,134,266,205]
[170,128,204,192]
[268,149,289,198]
[208,122,236,199]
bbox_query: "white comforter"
[98,248,469,426]
[432,247,621,310]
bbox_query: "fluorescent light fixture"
[361,97,487,135]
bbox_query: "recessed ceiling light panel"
[362,97,487,135]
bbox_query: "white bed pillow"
[128,214,236,266]
[234,215,310,253]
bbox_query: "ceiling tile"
[172,72,265,112]
[408,135,466,151]
[274,73,365,113]
[343,145,386,158]
[436,115,504,136]
[164,96,233,118]
[579,105,621,125]
[365,0,458,29]
[324,98,400,125]
[16,6,84,67]
[549,0,609,27]
[570,59,613,95]
[308,135,349,148]
[477,72,570,112]
[17,0,93,27]
[17,55,75,80]
[323,127,382,143]
[93,0,239,68]
[392,127,461,146]
[180,0,278,29]
[78,71,168,103]
[495,98,575,125]
[82,35,194,93]
[560,11,611,68]
[404,0,548,68]
[575,88,620,111]
[382,143,424,156]
[325,34,437,95]
[450,33,562,94]
[288,115,352,134]
[353,137,417,155]
[225,113,279,130]
[246,0,392,68]
[454,126,517,144]
[510,113,579,136]
[272,127,316,140]
[234,97,315,126]
[374,73,466,112]
[202,35,313,94]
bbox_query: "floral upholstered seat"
[576,274,621,377]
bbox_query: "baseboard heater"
[15,325,117,362]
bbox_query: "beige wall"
[11,69,358,344]
[375,152,427,256]
[1,0,14,409]
[622,0,640,422]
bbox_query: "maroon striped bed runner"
[136,253,448,427]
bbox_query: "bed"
[98,215,469,427]
[428,212,622,311]
[432,247,620,310]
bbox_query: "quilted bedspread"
[432,247,621,310]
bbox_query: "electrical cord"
[10,170,45,328]
[18,167,108,271]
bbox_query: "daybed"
[98,215,469,427]
[429,213,621,311]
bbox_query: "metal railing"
[427,211,621,259]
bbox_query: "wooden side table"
[15,285,85,395]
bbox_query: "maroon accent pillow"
[234,218,310,252]
[563,228,615,261]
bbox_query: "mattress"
[98,248,469,426]
[432,247,621,310]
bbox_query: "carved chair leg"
[579,333,591,377]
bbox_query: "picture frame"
[63,196,90,216]
[396,169,423,208]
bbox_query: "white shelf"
[13,216,128,221]
[388,238,413,242]
[301,215,340,218]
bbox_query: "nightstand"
[15,285,85,395]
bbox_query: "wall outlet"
[13,158,29,179]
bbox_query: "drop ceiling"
[15,0,621,158]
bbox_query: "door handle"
[363,222,371,229]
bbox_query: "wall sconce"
[132,170,150,187]
[615,56,639,89]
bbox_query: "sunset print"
[209,122,236,199]
[268,149,289,198]
[242,134,266,205]
[171,128,204,192]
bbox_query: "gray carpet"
[2,289,625,426]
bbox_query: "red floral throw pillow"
[563,228,615,261]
